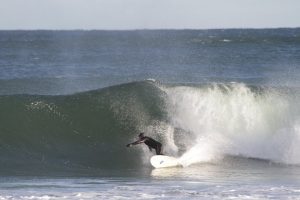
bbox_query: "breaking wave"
[1,80,300,174]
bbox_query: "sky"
[0,0,299,30]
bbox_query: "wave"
[1,81,300,174]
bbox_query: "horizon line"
[0,26,300,31]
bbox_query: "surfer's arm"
[126,138,145,147]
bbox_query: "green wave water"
[0,81,167,175]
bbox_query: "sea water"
[0,29,300,199]
[2,162,300,199]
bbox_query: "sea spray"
[162,83,300,165]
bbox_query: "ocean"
[0,29,300,199]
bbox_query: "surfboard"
[150,155,181,168]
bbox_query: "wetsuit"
[126,136,163,155]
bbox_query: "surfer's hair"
[138,133,144,137]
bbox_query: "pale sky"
[0,0,299,30]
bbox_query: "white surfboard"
[150,155,181,168]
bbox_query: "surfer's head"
[138,132,144,138]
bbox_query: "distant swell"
[1,81,300,175]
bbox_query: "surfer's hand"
[126,144,132,147]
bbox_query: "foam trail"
[179,135,225,167]
[162,83,300,166]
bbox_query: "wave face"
[0,81,167,174]
[1,81,300,174]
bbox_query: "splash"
[163,83,300,166]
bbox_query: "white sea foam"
[162,83,300,166]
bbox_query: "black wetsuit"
[127,136,163,155]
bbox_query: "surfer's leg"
[156,144,163,155]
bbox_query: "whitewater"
[1,29,300,199]
[163,83,300,164]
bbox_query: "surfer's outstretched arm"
[126,138,145,147]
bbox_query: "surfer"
[126,133,163,155]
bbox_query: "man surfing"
[126,133,163,155]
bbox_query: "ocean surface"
[1,29,300,199]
